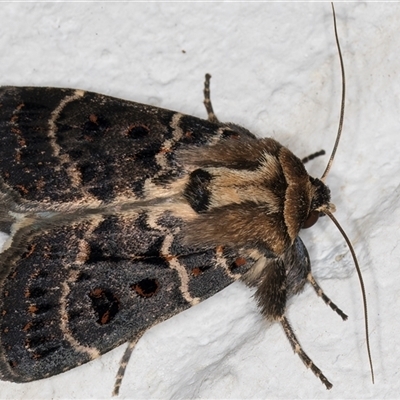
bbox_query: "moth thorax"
[182,167,281,214]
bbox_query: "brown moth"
[0,3,373,396]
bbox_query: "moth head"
[302,176,335,229]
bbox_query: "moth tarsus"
[0,3,373,397]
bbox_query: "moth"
[0,4,372,396]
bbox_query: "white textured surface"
[0,3,398,399]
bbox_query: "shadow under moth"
[0,4,373,396]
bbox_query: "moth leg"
[301,150,325,164]
[203,73,219,123]
[307,272,348,321]
[280,316,333,390]
[112,330,146,396]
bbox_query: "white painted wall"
[0,3,397,399]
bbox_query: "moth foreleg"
[112,330,146,397]
[280,316,333,390]
[203,73,219,123]
[307,272,348,321]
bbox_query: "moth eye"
[302,210,320,229]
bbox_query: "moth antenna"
[323,209,375,384]
[320,4,374,384]
[320,3,346,182]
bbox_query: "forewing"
[0,87,232,212]
[0,87,256,383]
[0,209,251,382]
